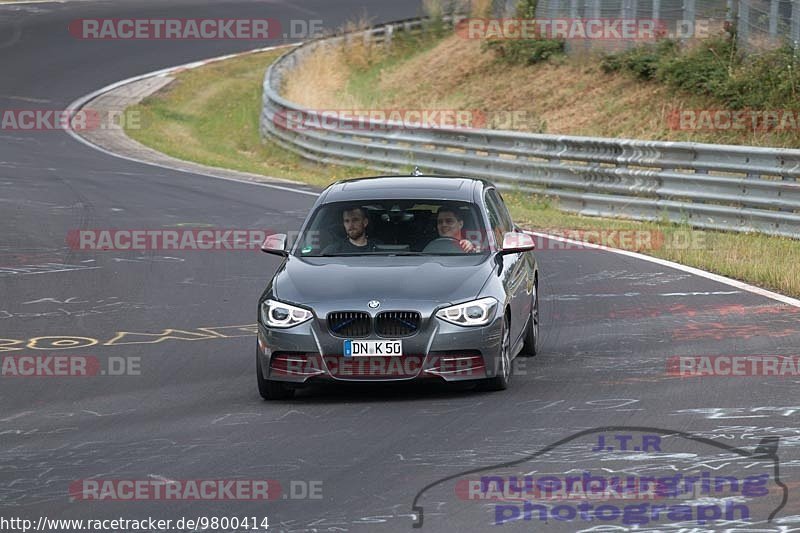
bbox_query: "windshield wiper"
[310,252,427,257]
[313,252,385,257]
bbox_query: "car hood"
[273,255,494,306]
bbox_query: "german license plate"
[343,339,402,357]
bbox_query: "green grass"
[126,50,370,190]
[503,191,800,296]
[125,46,800,298]
[343,27,450,106]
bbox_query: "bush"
[724,43,800,109]
[482,0,565,65]
[656,36,739,100]
[600,40,679,80]
[485,38,565,64]
[601,32,800,111]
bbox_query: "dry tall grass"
[285,31,800,147]
[282,44,353,109]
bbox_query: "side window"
[484,192,505,248]
[488,189,514,233]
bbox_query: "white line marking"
[544,290,743,300]
[0,264,100,276]
[0,1,62,4]
[660,290,742,297]
[148,474,178,484]
[0,411,34,422]
[0,0,104,5]
[528,231,800,308]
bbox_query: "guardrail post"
[653,0,661,29]
[792,1,800,49]
[384,24,393,46]
[683,0,695,42]
[737,0,749,50]
[566,0,581,54]
[547,0,559,19]
[622,0,637,48]
[769,0,779,38]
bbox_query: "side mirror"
[261,233,288,257]
[499,231,535,254]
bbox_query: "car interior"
[296,201,488,255]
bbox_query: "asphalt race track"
[1,1,799,532]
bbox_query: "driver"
[435,206,478,253]
[322,206,379,254]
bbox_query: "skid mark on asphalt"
[552,301,800,323]
[573,270,692,286]
[672,306,800,341]
[675,322,799,341]
[683,303,800,339]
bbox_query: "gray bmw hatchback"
[256,175,539,399]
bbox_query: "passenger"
[322,206,379,254]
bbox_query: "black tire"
[256,349,294,400]
[481,314,511,391]
[521,281,539,357]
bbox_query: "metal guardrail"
[261,17,800,238]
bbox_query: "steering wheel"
[422,236,463,253]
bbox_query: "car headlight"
[436,297,497,326]
[260,299,313,328]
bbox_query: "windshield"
[293,200,491,257]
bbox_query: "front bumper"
[257,311,503,384]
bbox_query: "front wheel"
[256,348,294,400]
[481,315,511,391]
[521,282,539,357]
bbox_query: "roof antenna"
[412,166,422,177]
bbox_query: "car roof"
[320,175,493,203]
